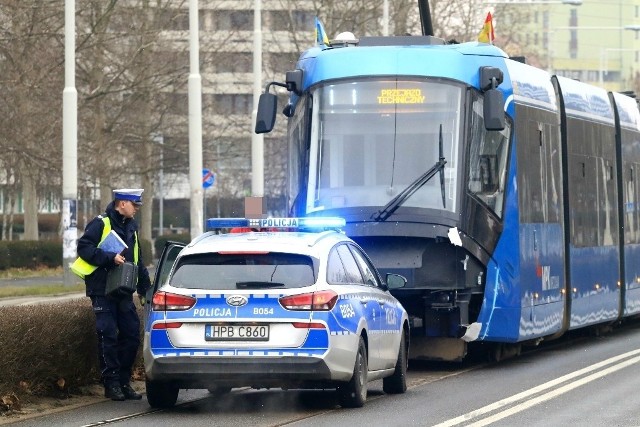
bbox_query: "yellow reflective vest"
[70,216,139,280]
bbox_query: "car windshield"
[169,252,317,290]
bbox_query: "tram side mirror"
[480,66,505,131]
[285,69,304,96]
[255,92,277,134]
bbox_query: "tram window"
[479,155,497,192]
[627,161,640,244]
[514,107,561,224]
[288,95,308,214]
[566,118,617,248]
[468,95,509,218]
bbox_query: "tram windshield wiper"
[372,124,447,222]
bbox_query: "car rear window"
[169,252,318,290]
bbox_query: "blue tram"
[255,10,640,361]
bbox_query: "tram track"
[36,321,640,426]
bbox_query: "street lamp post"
[62,0,78,286]
[383,0,389,36]
[251,0,264,198]
[188,0,203,238]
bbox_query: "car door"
[334,244,384,371]
[145,242,185,327]
[349,244,399,369]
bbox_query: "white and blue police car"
[143,217,409,408]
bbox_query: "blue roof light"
[206,217,346,230]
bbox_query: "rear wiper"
[236,281,285,289]
[372,124,447,222]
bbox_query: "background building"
[3,0,640,241]
[495,0,640,92]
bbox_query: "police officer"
[73,189,151,401]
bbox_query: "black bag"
[106,262,138,296]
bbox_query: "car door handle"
[360,300,368,305]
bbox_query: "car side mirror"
[386,273,407,290]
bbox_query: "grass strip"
[0,283,85,298]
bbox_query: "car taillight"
[279,290,338,311]
[292,322,326,329]
[152,322,183,330]
[152,291,196,311]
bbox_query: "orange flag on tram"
[478,12,495,44]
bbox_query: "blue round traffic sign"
[202,168,215,189]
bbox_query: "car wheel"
[145,378,179,408]
[207,386,232,396]
[338,336,368,408]
[383,331,407,394]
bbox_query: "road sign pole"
[202,168,215,229]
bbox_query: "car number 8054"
[205,324,270,341]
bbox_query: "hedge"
[0,299,145,401]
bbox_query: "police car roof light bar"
[206,217,346,230]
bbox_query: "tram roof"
[298,41,509,92]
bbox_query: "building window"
[568,9,578,60]
[265,10,314,31]
[213,94,253,115]
[166,10,189,31]
[264,52,299,72]
[213,10,252,31]
[292,11,314,30]
[165,93,188,116]
[202,52,252,73]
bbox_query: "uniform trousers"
[90,294,140,387]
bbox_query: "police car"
[143,217,409,408]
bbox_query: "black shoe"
[121,384,142,400]
[105,385,125,401]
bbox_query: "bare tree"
[75,0,188,241]
[0,0,64,240]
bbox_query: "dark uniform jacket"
[77,201,151,296]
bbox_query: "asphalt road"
[7,322,640,426]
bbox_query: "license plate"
[205,323,270,341]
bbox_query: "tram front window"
[306,80,463,215]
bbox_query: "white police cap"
[113,188,144,205]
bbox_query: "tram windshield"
[306,79,463,214]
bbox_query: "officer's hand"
[138,294,146,306]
